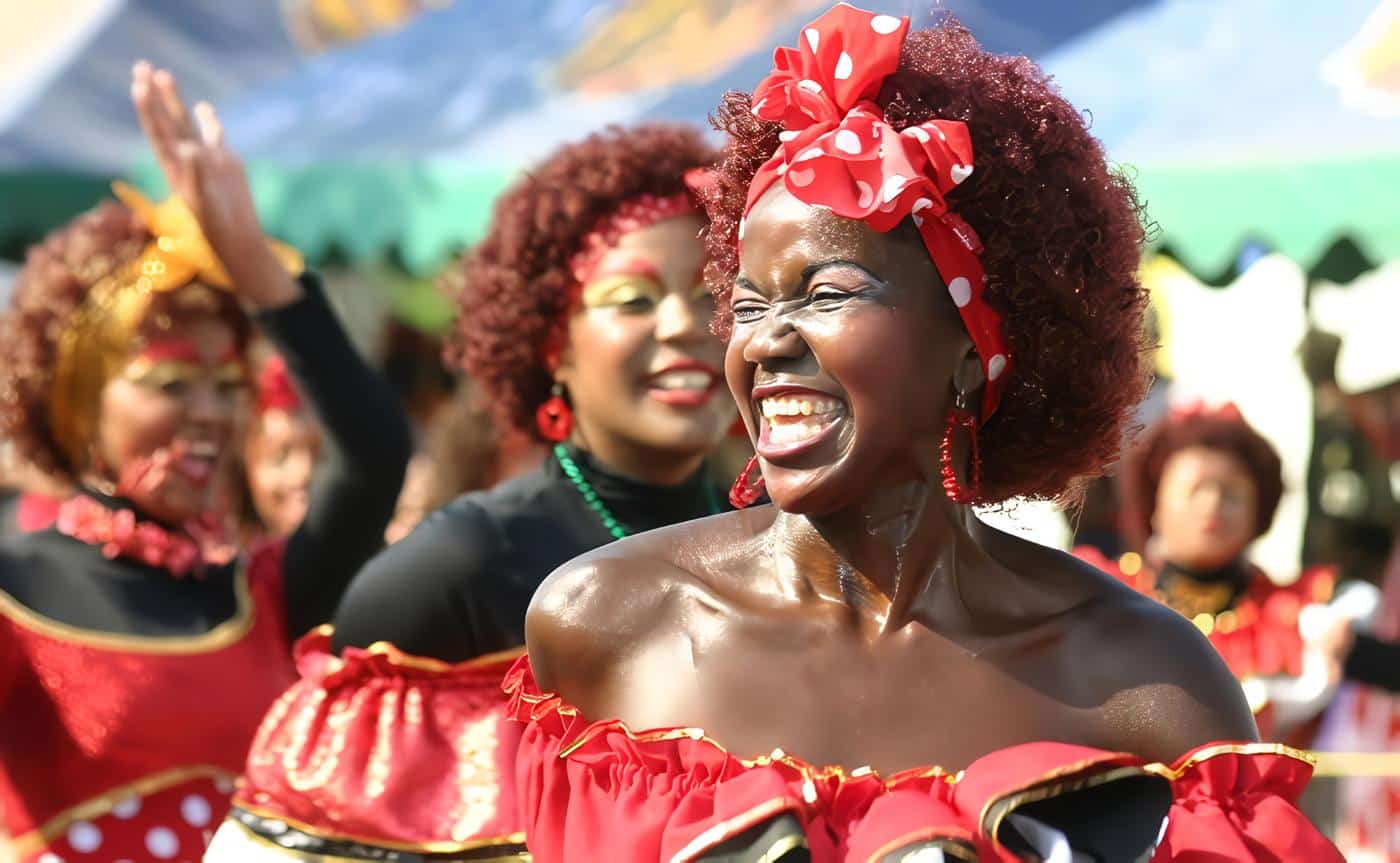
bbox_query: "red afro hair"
[1119,409,1284,551]
[704,18,1151,503]
[445,124,719,440]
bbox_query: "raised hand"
[131,61,299,308]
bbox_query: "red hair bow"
[1169,399,1246,425]
[743,3,1009,420]
[256,354,301,415]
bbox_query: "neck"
[776,474,981,638]
[569,428,705,487]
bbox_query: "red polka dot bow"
[743,2,1010,420]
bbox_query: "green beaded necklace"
[553,444,720,540]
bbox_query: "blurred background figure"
[234,349,322,541]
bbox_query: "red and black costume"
[504,657,1340,862]
[0,276,411,862]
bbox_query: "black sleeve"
[254,274,413,641]
[330,499,498,661]
[1344,632,1400,694]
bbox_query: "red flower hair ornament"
[743,2,1010,421]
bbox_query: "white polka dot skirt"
[24,773,234,863]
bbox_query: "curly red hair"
[0,199,250,480]
[1119,411,1284,551]
[704,19,1151,503]
[446,124,718,440]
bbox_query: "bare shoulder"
[1066,571,1258,762]
[525,507,774,698]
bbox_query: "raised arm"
[131,63,411,639]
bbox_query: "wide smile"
[647,362,722,408]
[753,385,848,461]
[171,439,220,487]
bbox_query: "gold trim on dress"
[11,764,237,856]
[364,640,526,673]
[210,818,532,862]
[234,801,528,855]
[862,830,978,863]
[1142,741,1315,781]
[668,797,800,863]
[0,558,253,653]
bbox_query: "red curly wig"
[0,199,251,480]
[1119,409,1284,552]
[704,18,1151,503]
[446,124,719,440]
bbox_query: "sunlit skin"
[243,406,321,538]
[527,187,1256,773]
[554,214,734,485]
[1152,446,1259,571]
[89,305,247,526]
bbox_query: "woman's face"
[728,186,969,514]
[94,306,246,525]
[243,407,321,538]
[1153,445,1259,569]
[556,214,733,463]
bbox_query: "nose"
[654,293,708,344]
[187,380,236,431]
[742,308,805,365]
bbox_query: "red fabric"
[255,354,301,415]
[744,3,1008,421]
[1074,547,1336,682]
[504,656,1338,862]
[14,492,60,533]
[0,541,296,861]
[233,629,524,850]
[1154,746,1342,862]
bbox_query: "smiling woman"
[0,63,409,863]
[206,124,739,862]
[512,5,1342,862]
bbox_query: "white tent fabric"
[1146,254,1314,579]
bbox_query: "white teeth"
[767,416,830,444]
[652,371,713,391]
[759,395,842,418]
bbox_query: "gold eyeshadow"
[581,275,666,309]
[122,358,247,390]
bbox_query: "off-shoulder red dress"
[503,657,1341,863]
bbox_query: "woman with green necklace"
[205,125,736,862]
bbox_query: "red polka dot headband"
[742,3,1010,421]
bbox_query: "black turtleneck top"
[0,276,412,643]
[331,445,723,661]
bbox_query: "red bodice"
[225,628,525,855]
[504,656,1341,862]
[0,542,296,862]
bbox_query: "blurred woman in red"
[0,64,409,862]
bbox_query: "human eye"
[581,275,664,312]
[731,299,768,324]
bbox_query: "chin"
[760,462,857,516]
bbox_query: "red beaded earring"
[940,390,981,504]
[535,383,573,442]
[728,454,767,509]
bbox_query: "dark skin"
[527,187,1256,773]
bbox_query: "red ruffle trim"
[233,629,524,853]
[503,656,1340,862]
